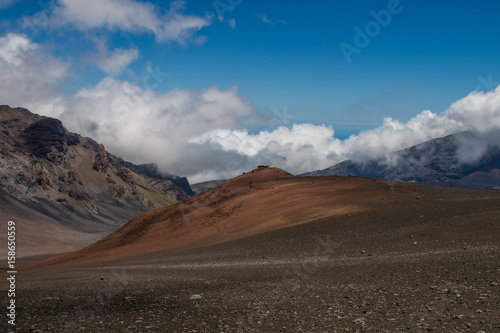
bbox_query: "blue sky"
[1,0,500,181]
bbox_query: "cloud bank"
[191,88,500,179]
[59,79,254,175]
[1,33,500,183]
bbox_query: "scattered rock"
[353,317,366,326]
[190,294,202,300]
[92,144,110,172]
[124,296,136,303]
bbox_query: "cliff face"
[0,105,193,258]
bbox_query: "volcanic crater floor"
[4,174,500,332]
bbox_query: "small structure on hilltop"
[256,165,270,172]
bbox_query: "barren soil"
[2,171,500,332]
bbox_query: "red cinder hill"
[37,165,477,268]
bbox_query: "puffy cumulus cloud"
[190,125,346,174]
[83,36,139,76]
[49,0,212,45]
[39,83,500,182]
[191,118,453,176]
[0,33,68,115]
[156,1,212,44]
[344,110,464,164]
[95,45,139,76]
[0,32,250,182]
[191,86,500,177]
[0,32,35,65]
[51,0,157,31]
[446,86,500,144]
[2,33,500,183]
[53,78,254,180]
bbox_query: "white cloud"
[0,33,68,115]
[0,33,252,182]
[156,1,213,45]
[259,14,273,25]
[0,32,36,66]
[344,110,464,163]
[91,38,139,76]
[54,79,254,179]
[51,0,158,31]
[2,33,500,183]
[98,47,138,76]
[227,19,236,29]
[446,87,500,142]
[49,0,212,45]
[259,13,287,26]
[191,87,500,177]
[190,124,345,173]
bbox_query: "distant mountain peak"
[303,132,500,190]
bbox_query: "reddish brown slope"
[39,166,416,267]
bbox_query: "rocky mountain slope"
[0,105,192,258]
[303,132,500,190]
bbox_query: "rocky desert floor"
[2,176,500,332]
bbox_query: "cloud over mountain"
[1,32,500,183]
[192,87,500,178]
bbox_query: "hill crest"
[38,169,420,268]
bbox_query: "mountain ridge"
[303,131,500,190]
[0,105,193,258]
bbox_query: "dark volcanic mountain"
[303,132,500,190]
[0,105,192,258]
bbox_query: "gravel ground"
[6,246,500,332]
[3,183,500,332]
